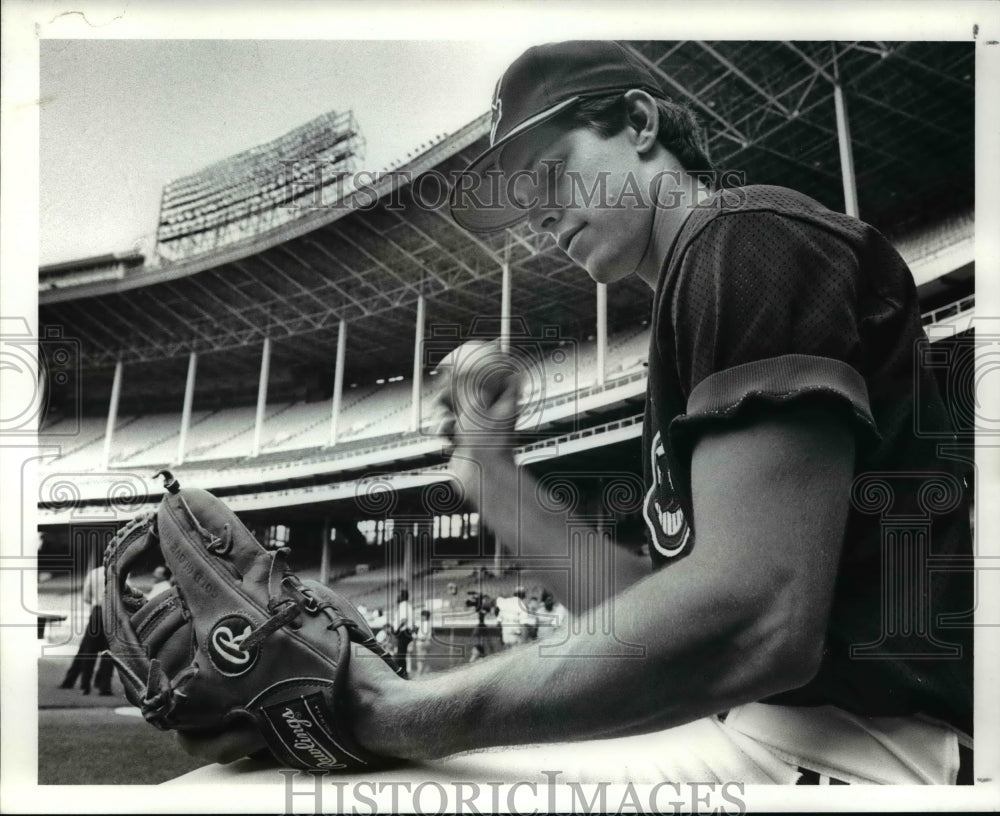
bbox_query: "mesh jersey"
[641,185,973,735]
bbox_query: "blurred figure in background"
[412,608,433,676]
[535,589,568,640]
[443,581,461,612]
[147,566,172,599]
[495,586,535,649]
[58,563,114,696]
[391,587,414,678]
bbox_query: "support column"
[176,351,197,465]
[252,336,271,458]
[329,319,347,446]
[500,262,511,353]
[404,523,415,589]
[101,359,123,471]
[596,282,607,387]
[494,534,503,575]
[833,83,859,218]
[411,294,425,433]
[319,517,331,585]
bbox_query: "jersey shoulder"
[678,184,868,249]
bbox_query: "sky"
[38,38,542,265]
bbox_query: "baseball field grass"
[38,708,207,785]
[38,656,206,785]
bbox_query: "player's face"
[500,124,658,284]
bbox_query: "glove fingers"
[130,587,193,671]
[103,513,165,705]
[160,488,267,579]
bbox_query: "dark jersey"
[641,185,973,735]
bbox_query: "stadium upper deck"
[36,41,975,523]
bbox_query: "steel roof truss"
[101,294,205,349]
[44,304,113,353]
[716,43,903,166]
[889,51,972,93]
[301,238,388,313]
[256,254,336,321]
[185,277,266,333]
[848,90,952,139]
[278,244,356,305]
[359,217,449,289]
[425,206,503,265]
[695,41,791,117]
[382,209,483,287]
[327,226,419,295]
[160,280,253,340]
[622,43,749,145]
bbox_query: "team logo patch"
[208,615,259,677]
[643,431,693,559]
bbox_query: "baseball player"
[180,41,973,784]
[495,586,535,648]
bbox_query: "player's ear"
[622,89,660,155]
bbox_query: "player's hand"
[175,724,268,765]
[433,339,521,451]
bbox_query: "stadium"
[34,40,976,785]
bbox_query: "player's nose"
[526,202,562,236]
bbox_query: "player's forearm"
[451,445,571,562]
[367,555,812,760]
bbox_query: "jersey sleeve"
[665,210,881,460]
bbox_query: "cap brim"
[449,96,581,234]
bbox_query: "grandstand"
[154,110,363,261]
[37,41,975,616]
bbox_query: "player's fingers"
[433,382,455,413]
[488,373,520,420]
[437,415,457,443]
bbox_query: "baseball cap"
[449,40,664,234]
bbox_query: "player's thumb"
[487,373,520,424]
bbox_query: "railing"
[536,368,646,411]
[519,413,644,454]
[921,294,975,327]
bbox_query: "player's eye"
[540,160,563,183]
[508,177,534,209]
[535,160,564,204]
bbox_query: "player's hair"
[552,93,717,187]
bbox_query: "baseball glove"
[103,470,404,771]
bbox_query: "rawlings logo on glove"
[102,470,405,770]
[209,618,257,675]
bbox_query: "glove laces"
[177,494,233,555]
[141,659,200,729]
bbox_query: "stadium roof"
[40,40,974,413]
